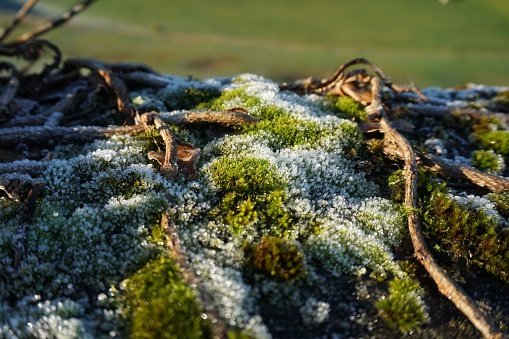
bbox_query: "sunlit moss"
[376,278,428,333]
[471,149,505,174]
[487,191,509,220]
[121,254,209,339]
[244,235,306,281]
[244,115,326,148]
[207,156,284,194]
[325,95,367,121]
[422,182,509,282]
[198,87,262,111]
[475,130,509,158]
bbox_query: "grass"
[1,0,508,87]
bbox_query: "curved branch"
[367,77,504,339]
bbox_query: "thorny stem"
[367,77,505,339]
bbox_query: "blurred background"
[1,0,508,88]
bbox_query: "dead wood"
[0,125,145,146]
[160,212,227,339]
[159,107,258,128]
[64,58,136,124]
[367,77,504,339]
[279,57,426,104]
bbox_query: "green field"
[2,0,509,87]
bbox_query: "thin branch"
[0,0,40,42]
[161,213,227,338]
[64,58,135,123]
[0,125,145,146]
[15,0,98,43]
[159,108,258,128]
[367,77,504,339]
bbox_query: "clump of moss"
[471,149,505,174]
[198,87,262,111]
[493,90,509,109]
[244,115,325,148]
[376,277,428,333]
[121,254,209,338]
[422,182,509,282]
[325,95,367,121]
[163,87,221,111]
[487,191,509,220]
[208,156,284,194]
[475,130,509,158]
[215,190,293,237]
[244,235,306,281]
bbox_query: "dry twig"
[161,212,227,339]
[367,77,504,339]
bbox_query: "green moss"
[471,149,505,174]
[487,191,509,220]
[198,87,262,111]
[244,235,306,281]
[422,182,509,282]
[215,190,293,237]
[208,156,284,194]
[244,115,325,148]
[121,254,209,339]
[162,87,221,111]
[493,90,509,109]
[224,194,259,235]
[475,130,509,158]
[376,278,428,333]
[325,95,367,121]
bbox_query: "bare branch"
[15,0,99,43]
[367,77,504,339]
[0,0,40,42]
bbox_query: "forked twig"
[367,77,504,339]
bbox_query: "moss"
[208,156,284,194]
[215,190,293,237]
[325,95,367,121]
[487,191,509,220]
[244,235,306,281]
[422,182,509,282]
[163,87,221,111]
[376,278,428,333]
[121,254,209,339]
[493,90,509,109]
[475,130,509,158]
[224,194,259,235]
[198,87,262,111]
[244,115,326,148]
[471,149,505,174]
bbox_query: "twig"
[422,153,509,192]
[0,0,40,42]
[159,108,258,128]
[161,212,227,339]
[0,125,145,146]
[0,63,20,118]
[15,0,99,43]
[64,58,136,123]
[367,77,504,339]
